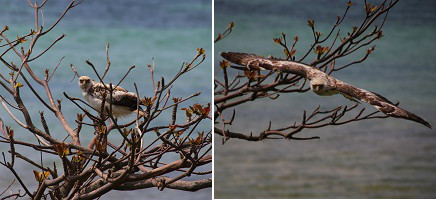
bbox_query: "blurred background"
[215,0,436,198]
[0,0,211,199]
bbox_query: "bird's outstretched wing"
[221,52,311,77]
[335,80,431,128]
[221,52,431,128]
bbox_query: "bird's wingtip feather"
[424,122,432,129]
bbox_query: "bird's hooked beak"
[311,84,324,91]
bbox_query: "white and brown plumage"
[221,52,431,128]
[78,76,145,117]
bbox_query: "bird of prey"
[220,52,431,128]
[78,76,146,117]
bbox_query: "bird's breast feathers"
[312,89,339,96]
[82,91,102,110]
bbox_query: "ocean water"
[215,0,436,198]
[0,0,211,199]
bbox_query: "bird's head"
[78,76,92,91]
[310,77,326,92]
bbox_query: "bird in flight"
[78,76,146,117]
[221,52,431,128]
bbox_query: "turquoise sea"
[215,0,436,198]
[0,0,211,199]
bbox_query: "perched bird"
[221,52,431,128]
[78,76,146,117]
